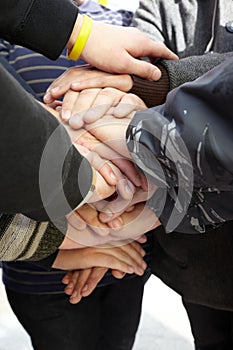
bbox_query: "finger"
[113,93,147,118]
[109,203,160,241]
[146,41,179,61]
[69,88,101,129]
[124,55,162,81]
[99,196,132,223]
[99,189,150,223]
[64,270,80,295]
[90,252,135,274]
[125,205,135,212]
[81,267,108,297]
[66,211,87,231]
[69,269,93,304]
[47,100,63,110]
[62,271,73,285]
[111,270,126,279]
[44,65,94,102]
[75,132,142,188]
[71,74,133,93]
[102,245,146,276]
[74,142,118,187]
[116,178,135,201]
[83,88,125,124]
[61,90,80,122]
[44,83,71,104]
[77,204,110,236]
[135,235,147,244]
[111,158,142,187]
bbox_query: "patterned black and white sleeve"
[0,213,64,262]
[126,58,233,233]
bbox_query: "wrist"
[68,14,93,61]
[66,14,83,52]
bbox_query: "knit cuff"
[129,64,170,107]
[26,219,66,262]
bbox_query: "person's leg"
[5,288,103,350]
[96,271,151,350]
[183,300,233,350]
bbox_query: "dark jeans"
[183,300,233,350]
[6,273,150,350]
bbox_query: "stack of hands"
[43,66,161,304]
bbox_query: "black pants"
[183,300,233,350]
[6,273,149,350]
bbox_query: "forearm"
[0,0,79,59]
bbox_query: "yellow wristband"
[98,0,108,6]
[68,15,93,61]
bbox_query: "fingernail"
[81,284,88,293]
[141,250,146,257]
[69,114,84,129]
[50,87,60,94]
[62,110,71,121]
[125,180,134,195]
[62,278,69,284]
[43,93,52,103]
[110,171,117,180]
[66,282,73,290]
[128,266,134,274]
[104,209,114,217]
[151,67,161,80]
[71,291,77,299]
[137,268,145,275]
[111,218,123,229]
[71,82,81,88]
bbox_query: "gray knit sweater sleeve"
[132,0,165,43]
[0,214,64,262]
[161,52,233,90]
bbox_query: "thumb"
[127,56,162,81]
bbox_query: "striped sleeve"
[0,214,64,261]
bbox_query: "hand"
[65,16,178,80]
[53,241,147,275]
[66,88,146,126]
[44,66,133,104]
[60,201,158,247]
[63,266,127,304]
[38,102,128,202]
[107,202,160,240]
[62,267,108,304]
[60,87,125,123]
[62,240,146,304]
[85,114,132,159]
[81,21,178,79]
[70,128,144,191]
[96,187,157,224]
